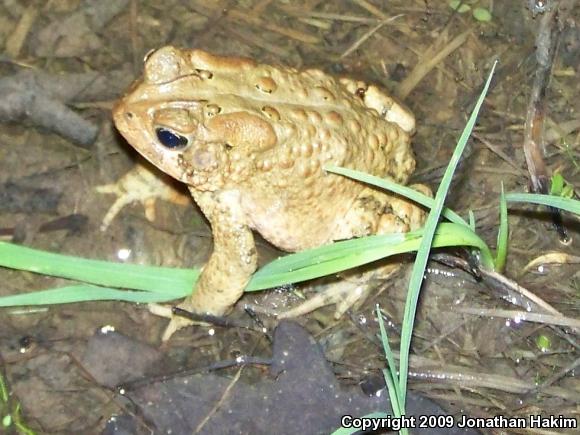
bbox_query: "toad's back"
[113,47,417,250]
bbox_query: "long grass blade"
[506,193,580,215]
[0,285,188,307]
[376,305,404,422]
[325,166,469,227]
[0,241,197,293]
[251,222,494,291]
[0,221,493,306]
[398,61,498,405]
[495,183,508,272]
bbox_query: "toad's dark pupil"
[155,128,188,149]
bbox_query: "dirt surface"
[0,1,579,434]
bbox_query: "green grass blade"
[382,368,408,435]
[12,402,36,435]
[0,221,493,306]
[398,60,498,405]
[250,222,494,291]
[0,285,189,307]
[0,373,8,402]
[252,233,408,276]
[468,210,476,231]
[506,193,580,215]
[495,183,508,272]
[325,166,469,227]
[0,241,197,293]
[250,233,409,286]
[376,305,404,419]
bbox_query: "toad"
[109,47,429,340]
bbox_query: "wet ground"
[0,1,579,434]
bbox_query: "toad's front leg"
[158,189,257,341]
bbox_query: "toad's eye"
[155,128,189,149]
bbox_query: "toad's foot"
[274,264,399,319]
[276,280,370,319]
[96,162,189,231]
[148,302,198,341]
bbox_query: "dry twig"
[522,0,577,243]
[0,69,132,146]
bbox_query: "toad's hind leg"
[277,184,430,320]
[96,161,190,231]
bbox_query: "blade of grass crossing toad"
[495,183,508,272]
[251,232,409,276]
[398,60,498,405]
[324,166,469,227]
[0,222,494,307]
[249,232,414,290]
[250,223,494,291]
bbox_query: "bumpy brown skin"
[113,46,427,339]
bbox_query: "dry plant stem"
[408,369,579,401]
[352,0,386,19]
[523,2,570,242]
[524,356,580,396]
[401,355,579,401]
[193,331,263,434]
[545,117,580,143]
[194,367,244,434]
[397,30,470,99]
[280,9,379,24]
[478,269,565,317]
[522,6,555,189]
[227,9,319,44]
[339,16,402,59]
[419,318,472,353]
[350,0,412,36]
[190,0,235,50]
[551,325,580,351]
[423,392,498,410]
[472,133,527,176]
[377,29,471,93]
[5,5,37,57]
[474,166,524,176]
[454,307,580,329]
[432,254,569,327]
[129,0,140,74]
[523,252,580,272]
[227,26,288,57]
